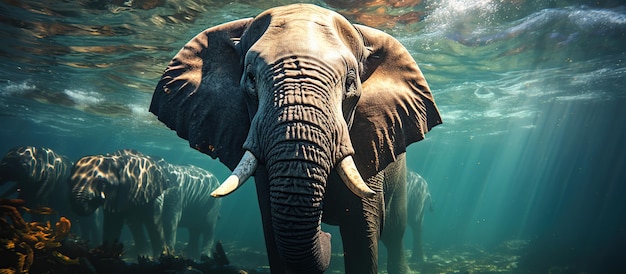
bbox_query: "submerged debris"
[212,241,229,266]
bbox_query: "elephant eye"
[246,72,256,91]
[346,80,356,95]
[243,70,258,104]
[345,69,357,97]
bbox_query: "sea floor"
[202,240,541,274]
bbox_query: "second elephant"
[68,149,222,258]
[156,159,222,259]
[68,149,173,257]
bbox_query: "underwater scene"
[1,0,624,273]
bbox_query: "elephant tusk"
[336,156,376,198]
[211,150,258,197]
[100,191,106,199]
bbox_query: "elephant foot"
[387,262,411,274]
[387,253,411,274]
[162,246,175,256]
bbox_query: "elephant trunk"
[238,65,367,272]
[69,180,103,216]
[69,190,93,216]
[266,141,331,273]
[258,89,340,272]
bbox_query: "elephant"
[155,158,222,259]
[0,146,101,244]
[149,4,442,274]
[406,171,432,263]
[68,149,173,257]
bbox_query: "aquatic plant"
[0,199,73,273]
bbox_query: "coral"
[54,217,71,240]
[0,199,73,273]
[0,199,258,273]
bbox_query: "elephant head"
[1,146,72,205]
[0,147,30,196]
[68,149,171,216]
[150,4,441,273]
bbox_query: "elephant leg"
[126,217,151,256]
[102,212,124,245]
[160,189,182,253]
[136,204,165,258]
[194,223,216,259]
[335,167,387,274]
[254,167,287,273]
[201,204,220,257]
[381,216,410,274]
[410,219,425,263]
[78,214,101,246]
[186,228,200,259]
[145,220,165,257]
[339,214,379,274]
[380,156,410,274]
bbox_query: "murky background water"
[1,0,625,273]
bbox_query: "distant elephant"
[406,171,432,263]
[155,159,222,259]
[0,146,101,244]
[68,149,173,257]
[150,4,441,274]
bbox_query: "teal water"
[1,0,624,273]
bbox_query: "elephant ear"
[150,18,253,170]
[351,24,442,178]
